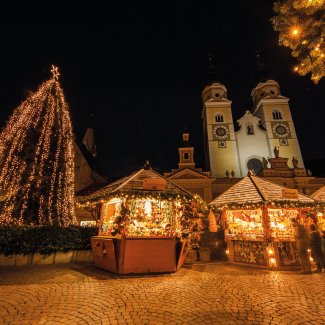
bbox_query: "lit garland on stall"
[271,0,324,83]
[77,190,195,207]
[210,200,324,211]
[0,66,76,226]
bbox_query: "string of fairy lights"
[0,66,76,226]
[271,0,324,83]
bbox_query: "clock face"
[216,128,226,136]
[213,125,229,140]
[275,125,287,135]
[272,123,290,138]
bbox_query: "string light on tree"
[0,66,76,226]
[271,0,324,84]
[51,65,60,80]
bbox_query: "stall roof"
[311,186,325,201]
[78,167,193,201]
[209,175,315,207]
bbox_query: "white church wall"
[236,111,271,177]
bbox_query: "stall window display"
[268,208,297,239]
[233,241,267,265]
[225,209,264,240]
[100,197,184,237]
[273,242,299,267]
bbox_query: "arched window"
[246,123,254,135]
[272,110,282,120]
[183,153,189,160]
[247,158,263,175]
[215,114,224,123]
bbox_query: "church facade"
[202,79,304,178]
[165,79,325,203]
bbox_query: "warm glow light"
[292,28,299,36]
[225,249,230,255]
[268,249,274,255]
[269,258,276,267]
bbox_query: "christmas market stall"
[311,186,325,232]
[209,174,316,270]
[77,164,205,274]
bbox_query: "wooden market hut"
[209,174,316,270]
[311,186,325,231]
[77,164,204,274]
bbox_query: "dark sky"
[0,1,324,178]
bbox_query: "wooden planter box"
[91,236,188,274]
[0,250,93,266]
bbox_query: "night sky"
[0,1,324,178]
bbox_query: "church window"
[246,123,254,135]
[183,153,189,160]
[215,114,224,123]
[247,158,263,175]
[272,110,282,120]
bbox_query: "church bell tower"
[251,80,304,168]
[202,83,240,178]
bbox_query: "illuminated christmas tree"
[271,0,324,83]
[0,66,76,226]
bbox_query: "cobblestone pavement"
[0,262,324,325]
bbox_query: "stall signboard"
[282,189,299,199]
[143,178,167,190]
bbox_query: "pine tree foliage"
[0,68,76,226]
[271,0,324,83]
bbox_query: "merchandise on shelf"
[99,197,193,238]
[225,209,264,240]
[268,208,297,239]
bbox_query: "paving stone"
[0,263,324,324]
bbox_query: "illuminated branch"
[271,0,325,83]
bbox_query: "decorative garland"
[77,189,196,208]
[210,200,324,211]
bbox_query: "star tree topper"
[51,65,60,80]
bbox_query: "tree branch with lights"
[271,0,324,83]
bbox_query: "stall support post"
[117,235,126,274]
[226,240,234,262]
[99,202,107,235]
[222,210,233,262]
[262,206,276,269]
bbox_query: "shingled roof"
[311,186,325,201]
[209,175,314,207]
[78,167,193,202]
